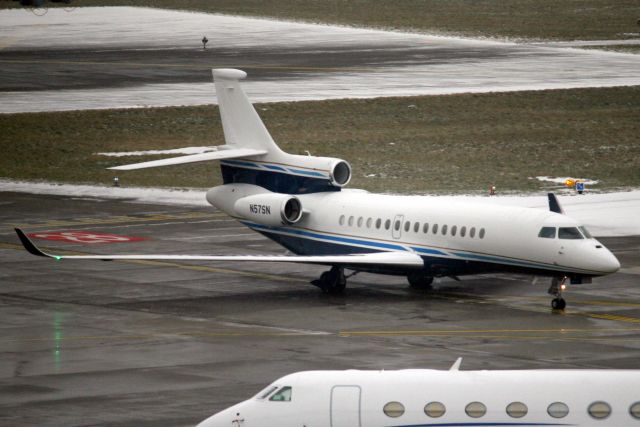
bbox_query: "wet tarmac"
[1,191,640,426]
[1,7,640,112]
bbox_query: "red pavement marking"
[27,231,148,244]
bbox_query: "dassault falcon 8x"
[15,68,620,309]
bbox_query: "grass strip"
[2,86,639,194]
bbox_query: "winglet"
[15,228,52,258]
[449,357,463,371]
[547,193,565,214]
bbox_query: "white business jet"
[15,69,620,309]
[196,364,640,427]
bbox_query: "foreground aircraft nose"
[595,245,621,274]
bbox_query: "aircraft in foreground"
[15,68,620,309]
[196,363,640,427]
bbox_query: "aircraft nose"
[597,246,620,274]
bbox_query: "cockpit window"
[257,385,278,400]
[269,386,292,402]
[538,227,556,238]
[558,227,584,239]
[579,226,593,239]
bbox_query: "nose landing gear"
[548,276,568,310]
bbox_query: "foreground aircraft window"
[424,401,446,418]
[451,225,457,236]
[465,402,487,418]
[376,218,382,229]
[588,401,611,419]
[348,216,354,226]
[441,225,448,235]
[470,227,476,238]
[579,226,593,238]
[385,219,391,230]
[394,220,401,231]
[269,386,292,402]
[559,227,583,239]
[383,401,405,418]
[630,401,640,419]
[423,223,429,233]
[367,217,372,228]
[404,221,411,232]
[538,227,556,238]
[547,402,569,418]
[506,402,528,418]
[460,226,466,237]
[339,215,345,226]
[432,224,439,234]
[357,217,363,227]
[479,228,486,239]
[257,385,278,399]
[414,222,420,233]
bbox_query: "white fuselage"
[197,369,640,427]
[208,184,620,278]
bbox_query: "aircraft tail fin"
[213,69,283,155]
[547,193,565,214]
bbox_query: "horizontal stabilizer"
[15,229,424,267]
[108,147,267,171]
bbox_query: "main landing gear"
[407,272,434,289]
[548,276,567,310]
[311,266,347,294]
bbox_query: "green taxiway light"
[54,256,61,261]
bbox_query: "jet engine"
[234,193,303,226]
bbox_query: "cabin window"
[538,227,556,238]
[424,402,446,418]
[414,222,420,233]
[558,227,583,239]
[441,224,448,235]
[460,226,467,237]
[423,223,429,233]
[588,401,611,419]
[383,401,405,418]
[357,217,363,227]
[269,386,292,402]
[432,224,439,234]
[404,221,411,232]
[579,226,593,238]
[385,219,391,230]
[256,385,278,400]
[465,402,486,418]
[470,227,476,238]
[479,228,486,239]
[394,220,401,231]
[547,402,569,418]
[451,225,457,236]
[339,215,345,226]
[506,402,528,418]
[348,216,354,226]
[366,217,372,228]
[376,218,382,229]
[630,402,640,419]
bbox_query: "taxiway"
[1,192,639,426]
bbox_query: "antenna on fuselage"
[449,357,463,371]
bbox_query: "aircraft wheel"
[551,298,566,310]
[407,273,434,289]
[318,267,346,294]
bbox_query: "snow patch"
[2,179,639,237]
[536,176,600,185]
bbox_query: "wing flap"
[108,147,267,171]
[15,229,424,267]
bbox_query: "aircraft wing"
[15,229,424,267]
[108,147,267,171]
